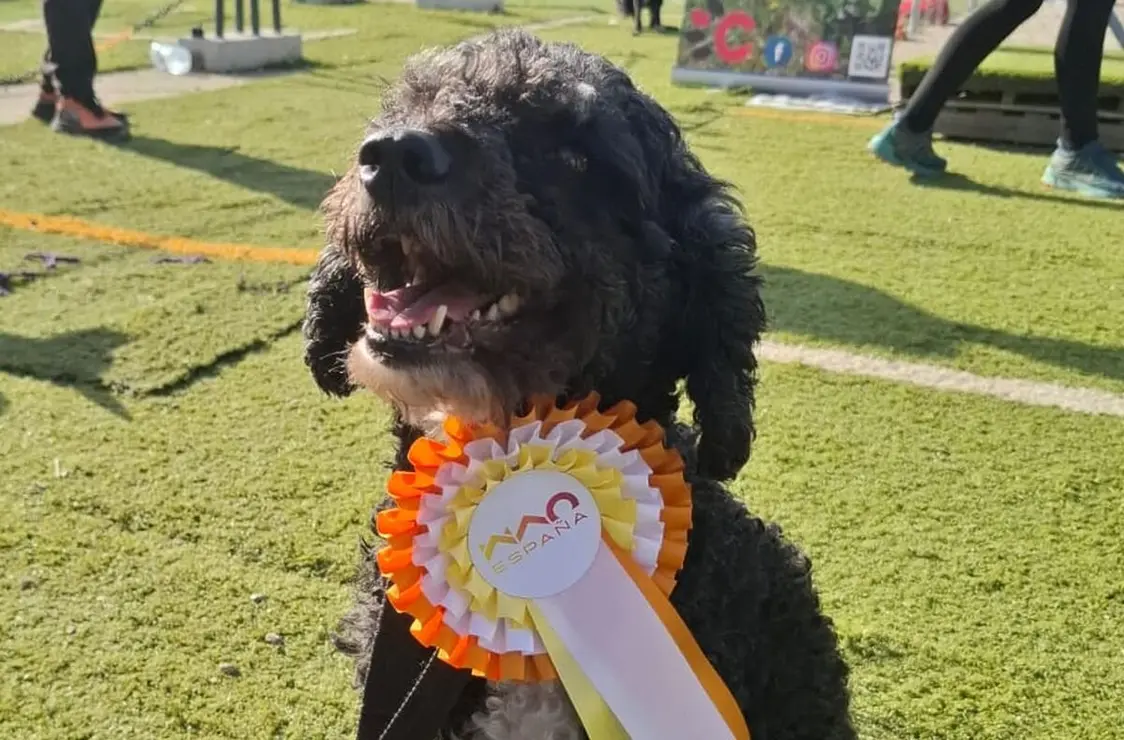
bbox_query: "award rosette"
[375,394,751,740]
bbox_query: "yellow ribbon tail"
[528,602,631,740]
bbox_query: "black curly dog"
[303,28,854,740]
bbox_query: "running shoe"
[1042,140,1124,199]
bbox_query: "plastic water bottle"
[149,42,194,76]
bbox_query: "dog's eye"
[559,148,587,172]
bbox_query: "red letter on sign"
[714,11,755,65]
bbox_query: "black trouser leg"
[40,46,54,94]
[88,0,105,29]
[650,0,662,27]
[1055,0,1117,149]
[902,0,1044,133]
[42,0,100,107]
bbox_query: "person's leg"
[42,0,97,107]
[904,0,1044,132]
[649,0,663,29]
[1042,0,1124,197]
[32,45,58,123]
[41,0,127,137]
[869,0,1044,175]
[40,47,54,94]
[86,0,105,81]
[1057,0,1115,148]
[88,0,105,29]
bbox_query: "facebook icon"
[763,35,794,69]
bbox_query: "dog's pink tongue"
[367,283,487,329]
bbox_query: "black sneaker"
[31,91,59,124]
[50,97,131,140]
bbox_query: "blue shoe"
[868,121,948,177]
[1042,140,1124,199]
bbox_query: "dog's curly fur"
[304,28,854,740]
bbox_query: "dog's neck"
[417,408,450,440]
[393,389,680,451]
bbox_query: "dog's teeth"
[429,305,448,335]
[470,309,481,322]
[498,293,520,315]
[485,303,501,322]
[412,324,426,339]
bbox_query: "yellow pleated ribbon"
[374,396,751,739]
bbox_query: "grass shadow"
[519,3,607,12]
[762,265,1124,383]
[0,328,132,418]
[110,135,337,211]
[291,66,392,97]
[501,1,608,16]
[910,172,1124,212]
[443,13,511,30]
[939,137,1122,156]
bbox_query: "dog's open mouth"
[361,237,523,351]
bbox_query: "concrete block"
[178,32,302,74]
[415,0,502,11]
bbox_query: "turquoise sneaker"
[868,121,948,177]
[1042,140,1124,198]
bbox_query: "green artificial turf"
[3,334,1122,739]
[1,3,1123,738]
[900,47,1124,96]
[0,229,309,396]
[2,17,1121,393]
[0,0,605,81]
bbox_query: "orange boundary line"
[0,207,320,266]
[0,105,878,265]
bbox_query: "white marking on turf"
[758,340,1124,418]
[521,16,598,31]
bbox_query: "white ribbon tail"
[533,544,735,740]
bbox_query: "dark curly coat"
[303,27,854,740]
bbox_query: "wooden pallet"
[901,86,1124,152]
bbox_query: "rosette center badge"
[468,470,602,599]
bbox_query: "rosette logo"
[805,41,838,73]
[468,469,602,599]
[478,490,591,569]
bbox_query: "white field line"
[509,13,1124,421]
[519,15,598,32]
[758,340,1124,418]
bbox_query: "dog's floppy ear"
[680,193,765,481]
[303,242,365,397]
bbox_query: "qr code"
[847,35,892,80]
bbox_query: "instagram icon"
[805,41,838,73]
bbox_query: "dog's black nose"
[358,129,451,194]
